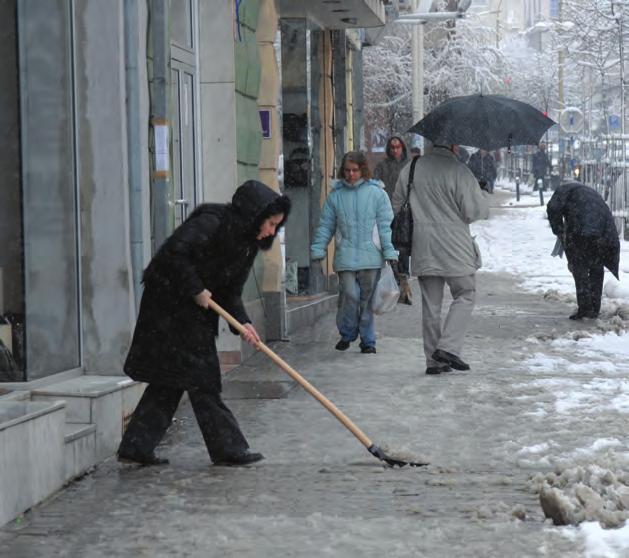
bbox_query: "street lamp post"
[411,0,424,149]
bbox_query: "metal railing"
[579,135,629,238]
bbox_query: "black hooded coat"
[546,182,620,278]
[124,181,290,392]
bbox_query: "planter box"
[0,400,66,526]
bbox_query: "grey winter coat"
[392,147,490,277]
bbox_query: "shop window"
[0,0,80,381]
[0,2,23,380]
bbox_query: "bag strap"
[406,156,419,202]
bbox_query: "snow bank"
[531,465,629,528]
[574,521,629,558]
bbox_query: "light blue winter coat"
[311,178,398,271]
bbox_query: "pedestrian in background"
[118,181,290,467]
[311,151,398,354]
[393,144,489,375]
[546,181,619,320]
[467,149,497,193]
[532,142,551,191]
[374,136,414,304]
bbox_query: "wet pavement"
[1,192,625,557]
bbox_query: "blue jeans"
[337,269,381,348]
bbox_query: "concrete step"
[64,423,97,481]
[0,400,66,526]
[286,293,338,336]
[32,375,145,461]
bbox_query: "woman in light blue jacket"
[311,151,398,354]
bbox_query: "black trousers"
[564,236,605,315]
[118,383,249,462]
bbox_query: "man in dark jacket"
[467,149,498,193]
[117,181,290,466]
[532,143,551,191]
[373,136,414,304]
[546,182,620,320]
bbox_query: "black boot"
[117,450,169,466]
[213,450,265,466]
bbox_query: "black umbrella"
[408,94,556,151]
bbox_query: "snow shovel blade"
[368,444,429,468]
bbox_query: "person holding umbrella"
[392,144,489,375]
[117,180,290,467]
[546,181,619,320]
[402,94,554,374]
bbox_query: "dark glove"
[386,259,398,271]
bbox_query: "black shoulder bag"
[391,157,418,250]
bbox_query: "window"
[0,0,81,381]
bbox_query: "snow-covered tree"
[361,0,629,145]
[560,0,626,135]
[422,13,509,110]
[363,28,413,147]
[499,32,563,116]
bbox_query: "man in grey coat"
[392,145,489,375]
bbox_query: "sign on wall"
[259,109,271,139]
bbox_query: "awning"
[277,0,386,30]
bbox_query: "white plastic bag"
[371,263,400,315]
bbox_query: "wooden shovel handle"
[207,298,373,449]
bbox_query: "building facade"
[0,0,386,526]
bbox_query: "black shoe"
[569,310,598,320]
[360,345,377,354]
[335,339,350,351]
[213,450,265,466]
[425,365,451,375]
[432,349,470,371]
[568,310,598,320]
[117,450,169,466]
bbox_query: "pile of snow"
[530,465,629,528]
[562,521,629,558]
[605,277,629,301]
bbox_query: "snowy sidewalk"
[1,187,629,558]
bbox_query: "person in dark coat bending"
[117,180,290,466]
[546,182,619,320]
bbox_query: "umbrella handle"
[207,298,374,449]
